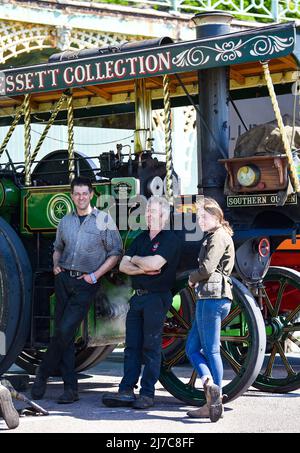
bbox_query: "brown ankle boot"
[187,403,224,419]
[187,404,210,418]
[203,379,223,423]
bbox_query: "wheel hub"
[268,316,285,341]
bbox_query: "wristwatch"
[89,272,97,284]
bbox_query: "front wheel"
[159,277,266,406]
[253,266,300,393]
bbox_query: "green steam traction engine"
[0,12,300,406]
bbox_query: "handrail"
[80,0,300,22]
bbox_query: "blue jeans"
[185,298,231,388]
[119,291,172,399]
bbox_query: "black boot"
[132,395,154,410]
[31,368,48,400]
[102,390,136,407]
[57,389,79,404]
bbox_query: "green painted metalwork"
[20,183,110,236]
[0,178,20,209]
[0,23,295,98]
[19,177,139,235]
[110,177,140,200]
[0,178,20,223]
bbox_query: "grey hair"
[146,196,171,218]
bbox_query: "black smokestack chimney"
[192,12,233,203]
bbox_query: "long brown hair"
[196,197,233,236]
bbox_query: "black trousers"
[119,291,172,398]
[39,272,98,390]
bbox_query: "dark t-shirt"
[78,215,88,225]
[125,230,182,292]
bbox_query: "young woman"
[186,197,235,422]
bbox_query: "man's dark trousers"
[119,291,172,398]
[39,272,98,391]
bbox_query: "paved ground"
[1,350,299,434]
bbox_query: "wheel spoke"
[163,348,186,370]
[220,345,242,374]
[263,344,277,377]
[287,333,300,350]
[275,341,297,376]
[187,369,198,388]
[221,305,242,328]
[261,286,275,316]
[283,323,300,333]
[188,286,197,303]
[162,332,187,339]
[274,279,287,317]
[285,304,300,324]
[221,335,249,342]
[168,306,190,330]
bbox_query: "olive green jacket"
[189,226,235,300]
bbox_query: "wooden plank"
[84,85,112,101]
[278,55,297,67]
[236,61,294,77]
[147,77,177,92]
[33,89,93,102]
[7,95,39,110]
[230,68,245,85]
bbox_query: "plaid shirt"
[53,208,123,273]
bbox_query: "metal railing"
[87,0,300,22]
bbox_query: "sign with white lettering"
[0,23,294,97]
[227,193,298,207]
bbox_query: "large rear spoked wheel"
[159,277,266,406]
[253,266,300,393]
[0,218,32,375]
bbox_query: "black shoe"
[132,395,154,410]
[102,390,135,407]
[31,371,48,400]
[0,384,19,429]
[57,389,79,404]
